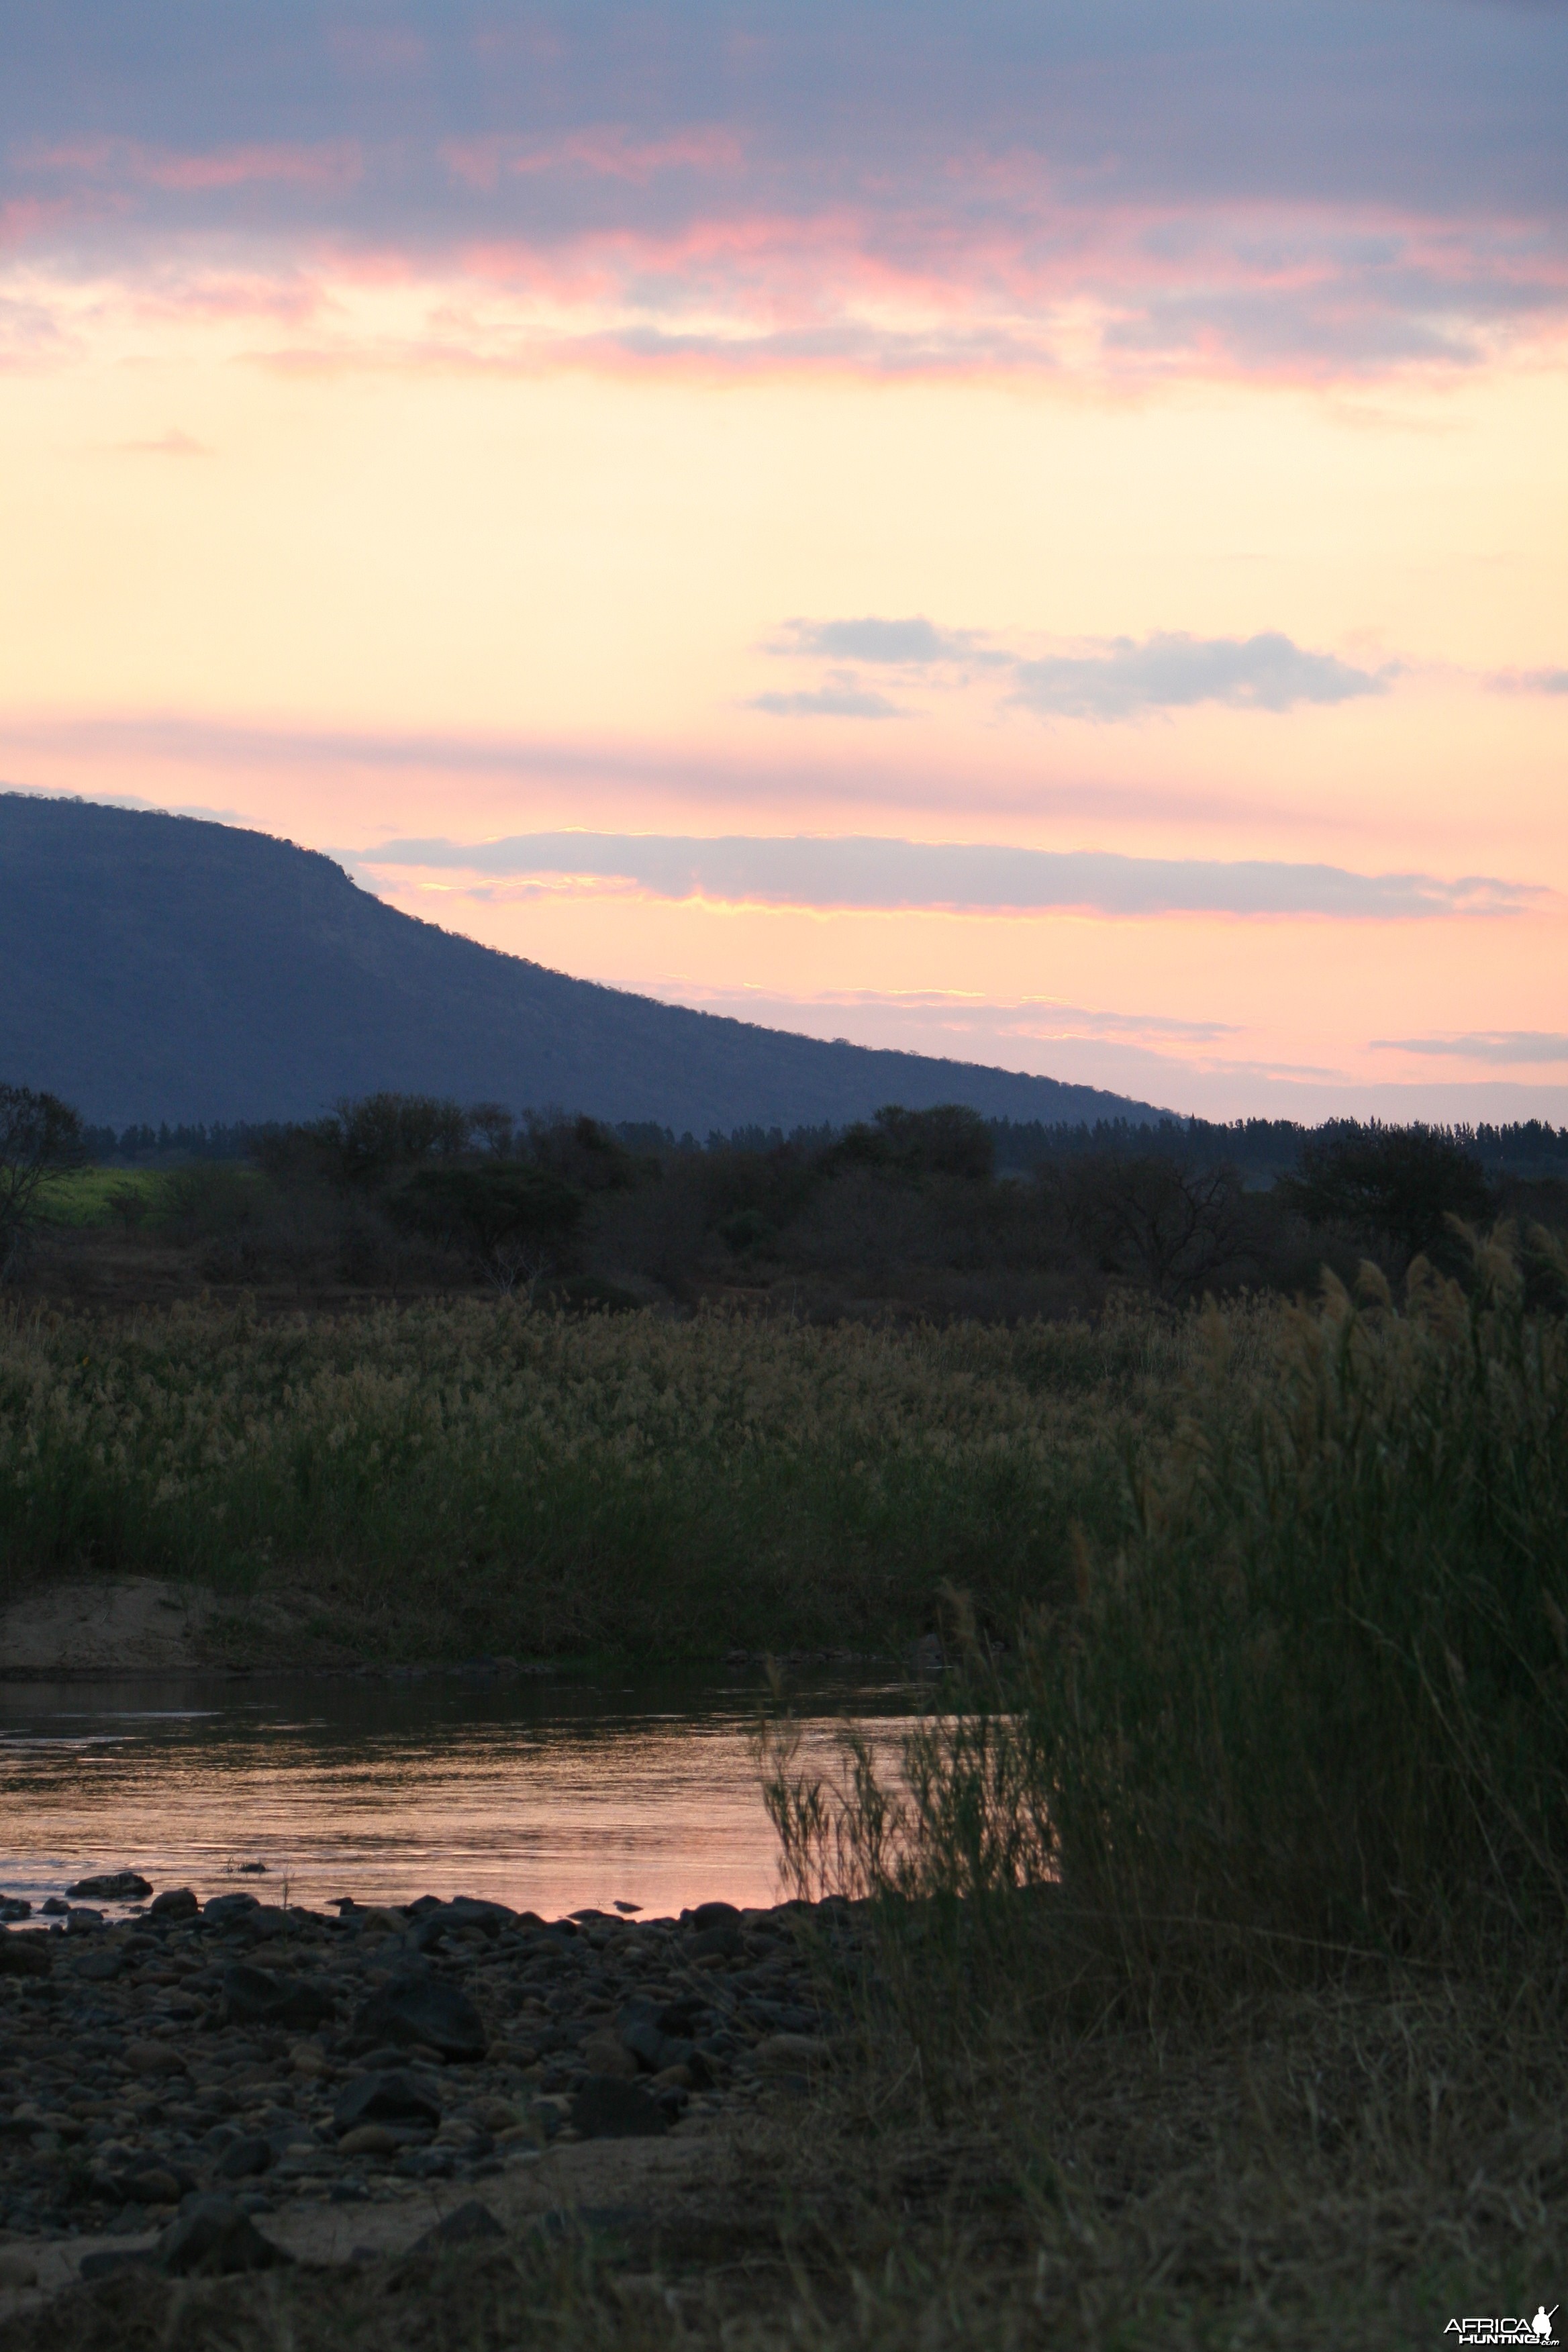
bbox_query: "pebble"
[0,1883,859,2255]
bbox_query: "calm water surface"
[0,1670,918,1920]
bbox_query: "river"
[0,1667,918,1921]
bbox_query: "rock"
[119,2166,181,2206]
[221,1963,335,2031]
[40,1898,68,1916]
[617,1999,703,2077]
[155,2195,293,2275]
[569,2077,669,2140]
[70,1951,124,1982]
[582,2029,639,2079]
[150,1887,199,1922]
[354,1971,487,2061]
[357,1907,406,1935]
[0,2250,39,2286]
[334,2069,442,2134]
[243,1906,290,1941]
[685,1923,741,1961]
[0,1898,32,1922]
[213,2135,273,2180]
[79,2249,156,2282]
[66,1906,105,1933]
[0,1929,50,1979]
[64,1871,152,1902]
[337,2123,400,2157]
[126,2040,188,2078]
[471,2096,523,2133]
[409,2199,505,2253]
[406,1897,516,1952]
[202,1892,260,1926]
[689,1901,742,1934]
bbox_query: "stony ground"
[0,1880,849,2305]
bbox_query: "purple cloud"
[355,831,1540,920]
[1012,631,1387,718]
[2,3,1565,379]
[1373,1031,1568,1065]
[766,620,1389,718]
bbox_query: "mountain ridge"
[1,793,1171,1130]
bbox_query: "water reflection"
[0,1671,916,1920]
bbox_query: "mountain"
[1,794,1170,1131]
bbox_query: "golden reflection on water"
[0,1676,915,1918]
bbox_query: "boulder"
[689,1901,742,1934]
[405,1898,513,1953]
[202,1892,260,1927]
[155,2196,293,2276]
[64,1871,152,1902]
[221,1962,335,2030]
[150,1887,199,1922]
[70,1950,124,1983]
[354,1970,487,2061]
[115,2166,181,2206]
[409,2199,505,2253]
[617,1998,707,2081]
[0,1929,51,1978]
[213,2135,273,2181]
[334,2069,442,2135]
[582,2029,638,2079]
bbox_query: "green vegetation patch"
[34,1165,171,1228]
[0,1297,1193,1661]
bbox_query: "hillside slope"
[1,795,1168,1129]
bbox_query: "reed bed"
[0,1295,1193,1659]
[767,1229,1568,1994]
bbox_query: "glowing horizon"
[3,2,1566,1121]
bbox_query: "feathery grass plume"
[765,1228,1568,2030]
[0,1297,1179,1657]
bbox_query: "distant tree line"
[79,1107,1568,1183]
[80,1120,288,1163]
[14,1082,1568,1314]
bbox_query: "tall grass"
[768,1230,1568,1988]
[0,1296,1183,1659]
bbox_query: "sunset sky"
[3,2,1565,1120]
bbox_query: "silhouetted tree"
[389,1163,585,1285]
[1050,1153,1251,1298]
[834,1103,995,1183]
[1278,1122,1493,1264]
[0,1083,85,1277]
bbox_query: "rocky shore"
[0,1881,851,2284]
